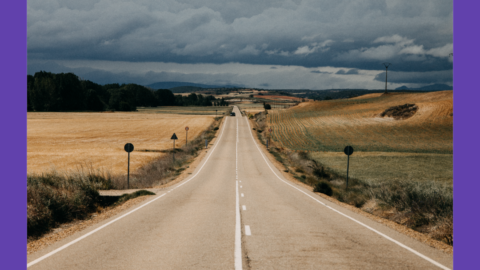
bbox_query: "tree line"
[27,71,228,111]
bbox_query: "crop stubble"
[28,112,214,175]
[268,91,453,154]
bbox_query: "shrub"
[314,181,333,196]
[295,167,305,173]
[27,168,112,237]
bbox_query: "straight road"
[28,106,453,269]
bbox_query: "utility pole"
[383,62,391,94]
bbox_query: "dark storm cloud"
[373,70,453,84]
[311,70,330,74]
[28,0,452,73]
[336,69,359,75]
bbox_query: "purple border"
[0,0,27,269]
[454,1,476,268]
[1,1,469,269]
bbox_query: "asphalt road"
[27,106,453,269]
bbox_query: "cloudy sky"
[27,0,453,89]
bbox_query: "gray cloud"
[28,0,452,72]
[336,69,359,75]
[373,70,453,84]
[29,59,437,90]
[311,70,329,74]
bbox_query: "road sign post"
[185,126,189,145]
[343,146,354,189]
[124,143,134,189]
[171,133,178,161]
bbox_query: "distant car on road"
[230,112,236,116]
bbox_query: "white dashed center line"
[241,193,244,197]
[245,225,251,236]
[242,205,246,211]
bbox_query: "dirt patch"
[380,103,418,120]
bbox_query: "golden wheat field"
[28,112,215,175]
[268,91,453,153]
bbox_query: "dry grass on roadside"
[111,117,224,189]
[27,165,114,238]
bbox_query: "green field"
[310,152,453,185]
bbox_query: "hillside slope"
[268,91,452,153]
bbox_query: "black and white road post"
[344,146,354,189]
[171,133,178,161]
[124,143,134,189]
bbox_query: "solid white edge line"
[28,117,230,268]
[244,117,451,270]
[245,225,251,236]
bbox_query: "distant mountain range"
[145,81,242,90]
[395,84,453,91]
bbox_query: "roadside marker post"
[171,133,178,161]
[205,139,208,149]
[185,126,189,145]
[124,143,134,189]
[343,146,354,189]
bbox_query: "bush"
[119,101,131,111]
[27,168,113,237]
[314,181,333,196]
[295,167,305,173]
